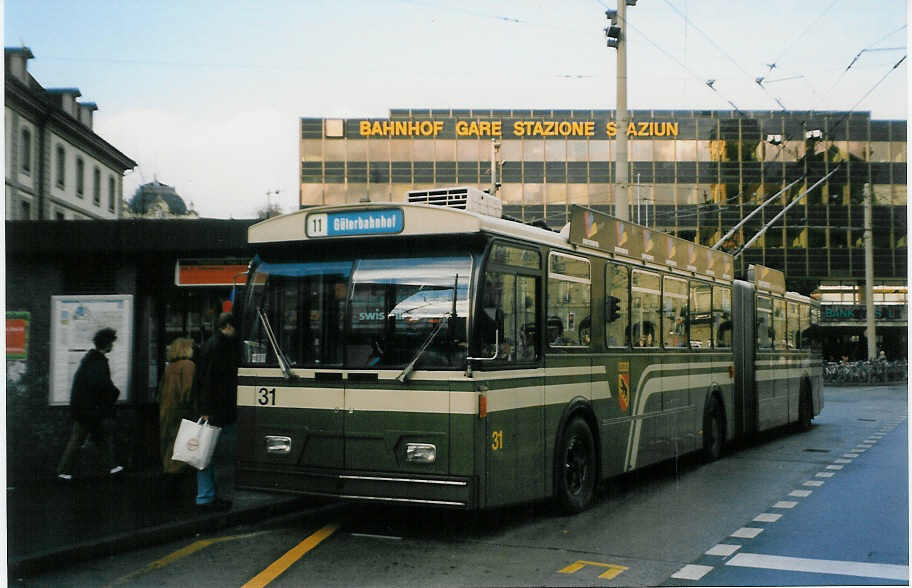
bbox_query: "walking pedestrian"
[193,312,239,510]
[158,337,196,496]
[57,327,123,480]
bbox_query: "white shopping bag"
[171,418,221,470]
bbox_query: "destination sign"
[306,209,404,238]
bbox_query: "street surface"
[16,384,908,587]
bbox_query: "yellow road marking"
[559,560,629,580]
[242,523,340,588]
[106,531,268,586]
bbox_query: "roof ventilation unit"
[407,186,502,218]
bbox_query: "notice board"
[50,295,133,405]
[6,311,30,360]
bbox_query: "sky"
[5,0,908,219]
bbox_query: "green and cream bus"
[236,187,823,512]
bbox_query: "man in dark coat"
[57,327,123,479]
[193,312,239,509]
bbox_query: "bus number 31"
[257,388,277,406]
[491,430,504,451]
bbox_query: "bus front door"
[483,374,545,507]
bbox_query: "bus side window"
[631,270,661,348]
[773,298,787,350]
[662,276,688,349]
[605,262,629,347]
[713,286,732,348]
[787,301,799,349]
[808,305,822,351]
[479,271,539,363]
[547,252,591,348]
[689,280,712,349]
[516,276,538,361]
[799,303,812,348]
[756,295,773,349]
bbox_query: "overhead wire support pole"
[864,183,876,360]
[732,166,841,257]
[615,1,630,220]
[711,176,805,249]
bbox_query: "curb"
[8,495,315,578]
[823,380,908,387]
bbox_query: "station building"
[5,47,136,221]
[299,108,907,360]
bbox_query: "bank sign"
[355,119,680,139]
[821,305,907,322]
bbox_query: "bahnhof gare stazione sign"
[357,119,680,138]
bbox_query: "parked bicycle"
[823,359,908,385]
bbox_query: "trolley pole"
[864,182,877,360]
[614,0,630,221]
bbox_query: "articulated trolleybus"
[237,186,822,512]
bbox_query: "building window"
[56,211,65,220]
[108,176,116,211]
[21,200,30,220]
[56,145,66,187]
[93,167,101,205]
[76,157,85,197]
[20,128,32,173]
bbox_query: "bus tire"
[555,417,596,514]
[702,397,725,462]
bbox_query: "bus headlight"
[265,435,292,454]
[406,443,437,463]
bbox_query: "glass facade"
[300,109,907,288]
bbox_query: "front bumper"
[237,465,476,509]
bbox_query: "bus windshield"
[242,255,471,370]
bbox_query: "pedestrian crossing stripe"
[727,553,908,581]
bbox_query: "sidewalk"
[7,465,316,578]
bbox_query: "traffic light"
[604,10,621,48]
[606,295,621,323]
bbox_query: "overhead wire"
[661,0,785,111]
[397,0,527,24]
[594,0,744,113]
[823,27,907,101]
[420,0,901,254]
[826,54,907,139]
[765,0,841,72]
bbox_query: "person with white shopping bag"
[190,312,239,511]
[171,416,221,470]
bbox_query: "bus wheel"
[702,397,724,461]
[556,417,596,513]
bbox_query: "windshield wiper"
[257,308,296,380]
[396,317,447,384]
[396,275,458,384]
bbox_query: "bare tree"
[255,202,282,219]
